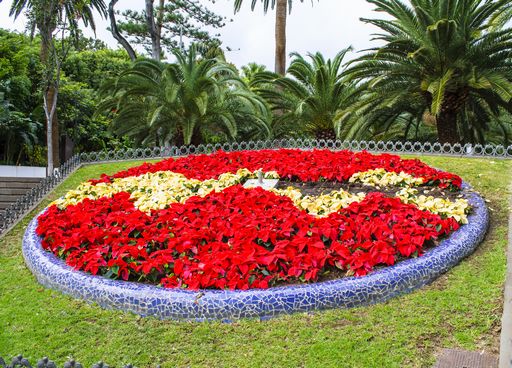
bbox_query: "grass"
[0,156,509,367]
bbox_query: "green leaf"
[428,69,454,115]
[194,92,209,116]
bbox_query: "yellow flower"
[271,187,365,217]
[52,169,281,213]
[52,167,469,223]
[396,187,469,224]
[349,168,424,187]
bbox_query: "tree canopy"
[346,0,512,144]
[3,0,512,167]
[99,45,271,146]
[251,49,356,140]
[113,0,227,61]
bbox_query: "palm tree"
[9,0,107,170]
[241,62,267,86]
[99,45,271,146]
[251,49,356,140]
[339,87,512,145]
[346,0,512,144]
[234,0,309,75]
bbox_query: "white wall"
[0,165,46,178]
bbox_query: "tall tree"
[108,0,136,61]
[110,0,226,61]
[347,0,512,144]
[234,0,309,75]
[9,0,107,172]
[98,45,271,146]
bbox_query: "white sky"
[0,0,381,69]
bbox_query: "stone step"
[0,177,43,213]
[0,182,41,189]
[0,202,13,210]
[0,194,22,203]
[0,177,43,182]
[0,188,32,196]
[0,198,32,209]
[0,178,42,189]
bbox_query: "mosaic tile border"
[22,183,488,321]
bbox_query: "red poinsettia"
[37,185,459,290]
[90,149,462,190]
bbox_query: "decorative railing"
[0,355,145,368]
[78,139,512,163]
[1,138,512,236]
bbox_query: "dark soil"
[275,179,465,201]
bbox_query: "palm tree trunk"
[175,130,184,147]
[40,31,60,172]
[436,90,468,144]
[49,86,60,169]
[16,146,23,166]
[190,130,202,146]
[436,109,459,144]
[315,129,337,142]
[274,0,287,75]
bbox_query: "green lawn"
[0,156,509,368]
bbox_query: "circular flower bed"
[23,149,488,320]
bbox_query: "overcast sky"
[0,0,381,69]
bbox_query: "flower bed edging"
[22,183,488,321]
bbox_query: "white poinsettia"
[52,169,280,213]
[349,168,424,187]
[271,187,365,217]
[396,187,469,224]
[52,168,469,223]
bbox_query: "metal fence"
[0,355,147,368]
[2,138,512,237]
[77,139,512,162]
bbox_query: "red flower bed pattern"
[90,149,462,189]
[37,186,459,290]
[36,149,465,290]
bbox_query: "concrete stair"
[0,177,43,216]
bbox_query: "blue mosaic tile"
[22,182,489,321]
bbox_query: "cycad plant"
[241,62,267,86]
[99,45,271,146]
[252,49,356,140]
[347,0,512,144]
